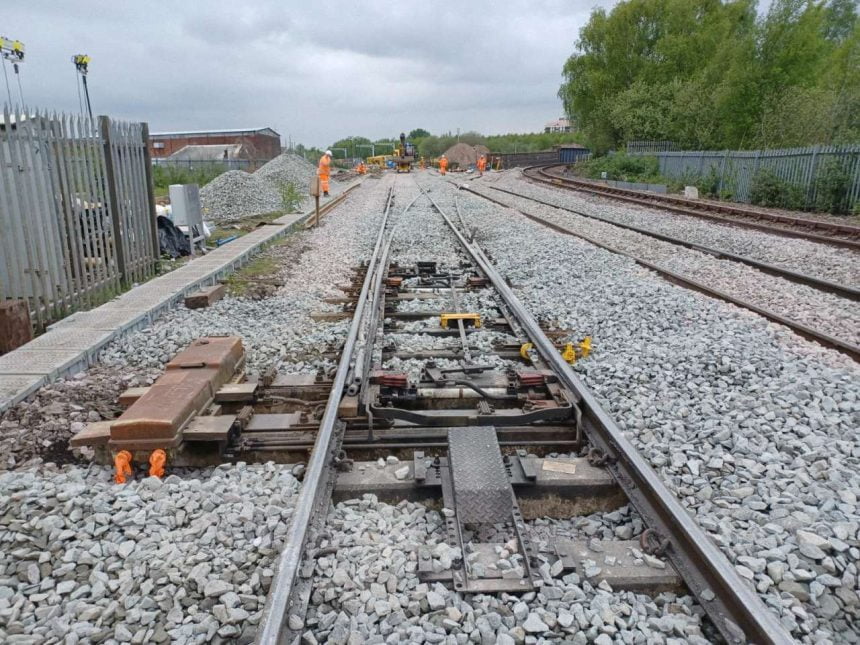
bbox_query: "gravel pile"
[304,495,709,644]
[436,178,860,642]
[464,182,860,345]
[255,153,316,192]
[200,171,282,222]
[498,172,860,288]
[0,462,299,644]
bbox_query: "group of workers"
[439,153,488,176]
[317,150,493,195]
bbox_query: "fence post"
[717,150,729,196]
[99,115,127,284]
[140,122,161,269]
[805,144,820,209]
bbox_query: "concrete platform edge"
[0,211,311,413]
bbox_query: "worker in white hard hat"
[318,150,332,197]
[438,154,448,175]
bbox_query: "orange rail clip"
[149,449,167,478]
[114,450,133,484]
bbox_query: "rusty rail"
[526,165,860,251]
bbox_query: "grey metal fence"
[151,158,269,171]
[496,151,559,169]
[0,107,158,329]
[631,144,860,211]
[627,140,677,154]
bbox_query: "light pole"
[72,54,93,120]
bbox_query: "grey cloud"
[4,1,617,144]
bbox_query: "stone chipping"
[492,172,860,288]
[0,178,394,642]
[0,462,299,644]
[199,153,326,222]
[304,496,710,644]
[463,180,860,345]
[199,170,282,222]
[102,178,393,377]
[439,177,860,642]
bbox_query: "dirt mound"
[443,143,480,169]
[474,144,491,160]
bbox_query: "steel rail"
[461,186,860,362]
[526,165,860,251]
[257,187,400,644]
[483,184,859,301]
[302,182,361,229]
[418,184,794,645]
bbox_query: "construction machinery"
[394,132,415,173]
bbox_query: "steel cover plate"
[448,426,512,524]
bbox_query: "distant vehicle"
[393,132,415,173]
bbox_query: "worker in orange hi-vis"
[439,155,448,175]
[318,150,332,197]
[477,154,487,177]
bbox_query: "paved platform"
[0,209,316,413]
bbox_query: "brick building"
[148,127,281,161]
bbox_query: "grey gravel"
[200,153,321,222]
[465,179,860,344]
[200,170,283,222]
[0,462,299,644]
[489,171,860,288]
[306,495,709,644]
[101,178,393,378]
[439,176,860,643]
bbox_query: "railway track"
[66,177,795,643]
[526,164,860,251]
[459,183,860,362]
[250,180,793,644]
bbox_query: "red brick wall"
[149,132,281,160]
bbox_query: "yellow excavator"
[394,132,415,173]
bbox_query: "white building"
[544,117,572,133]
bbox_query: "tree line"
[559,0,859,153]
[291,129,583,164]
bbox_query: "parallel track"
[484,183,859,301]
[256,179,794,644]
[526,164,860,251]
[461,184,860,362]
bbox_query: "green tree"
[408,128,431,139]
[558,0,855,151]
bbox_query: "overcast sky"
[5,1,617,147]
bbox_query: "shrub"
[749,169,805,210]
[278,181,303,213]
[579,153,662,183]
[814,159,852,215]
[152,164,227,194]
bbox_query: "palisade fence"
[0,106,159,329]
[151,158,270,171]
[630,144,860,212]
[626,140,677,154]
